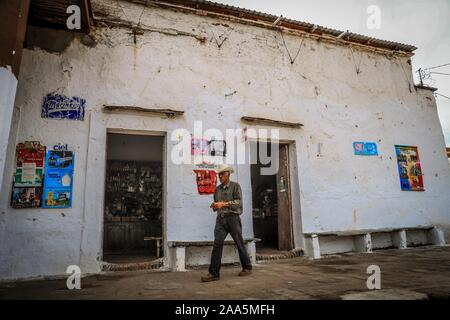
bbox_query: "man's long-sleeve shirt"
[213,180,243,215]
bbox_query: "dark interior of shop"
[103,133,163,263]
[250,142,279,251]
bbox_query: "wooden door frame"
[277,143,294,250]
[248,139,295,251]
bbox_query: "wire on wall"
[137,0,149,27]
[280,31,304,65]
[396,56,414,93]
[349,46,363,75]
[210,25,235,48]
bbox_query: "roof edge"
[415,85,438,92]
[141,0,417,54]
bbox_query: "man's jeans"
[208,214,252,277]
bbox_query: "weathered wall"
[0,67,18,196]
[1,0,450,280]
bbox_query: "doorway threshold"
[100,258,164,272]
[256,248,303,262]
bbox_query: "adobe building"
[1,0,450,280]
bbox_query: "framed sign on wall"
[395,145,424,191]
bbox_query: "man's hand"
[210,201,229,210]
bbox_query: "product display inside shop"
[103,133,164,261]
[104,160,162,221]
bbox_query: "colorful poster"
[191,138,209,155]
[14,164,44,187]
[191,138,227,157]
[42,146,75,208]
[15,142,46,187]
[11,142,46,208]
[11,186,43,209]
[43,188,72,208]
[41,93,85,121]
[395,145,424,191]
[353,142,378,156]
[194,170,217,194]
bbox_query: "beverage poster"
[43,147,75,208]
[194,170,217,195]
[11,142,46,209]
[14,141,46,187]
[11,186,43,209]
[353,142,378,156]
[395,145,425,191]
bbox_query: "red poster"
[194,170,217,194]
[16,141,46,168]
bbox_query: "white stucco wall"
[1,0,450,280]
[0,67,18,196]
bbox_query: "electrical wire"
[436,92,450,100]
[430,72,450,76]
[423,62,450,71]
[137,0,149,27]
[280,31,304,65]
[115,0,130,22]
[349,46,363,75]
[397,57,413,92]
[210,25,235,48]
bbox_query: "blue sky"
[219,0,450,146]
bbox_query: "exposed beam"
[272,15,283,26]
[103,105,184,118]
[80,0,93,33]
[241,116,303,128]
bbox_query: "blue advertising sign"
[42,146,75,209]
[42,94,85,121]
[353,142,378,156]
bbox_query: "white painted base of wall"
[169,242,256,271]
[303,227,447,259]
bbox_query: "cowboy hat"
[217,164,235,174]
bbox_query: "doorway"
[250,142,294,253]
[103,133,164,264]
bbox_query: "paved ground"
[1,246,450,300]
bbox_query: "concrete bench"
[303,226,446,259]
[167,238,260,271]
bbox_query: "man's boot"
[238,268,252,277]
[201,273,220,282]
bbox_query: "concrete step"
[100,258,163,272]
[256,248,303,262]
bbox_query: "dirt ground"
[1,246,450,300]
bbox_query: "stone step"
[100,258,163,272]
[256,248,303,261]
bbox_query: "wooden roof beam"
[103,105,184,118]
[241,116,303,128]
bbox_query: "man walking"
[201,165,252,282]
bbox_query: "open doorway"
[103,133,164,264]
[250,142,294,254]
